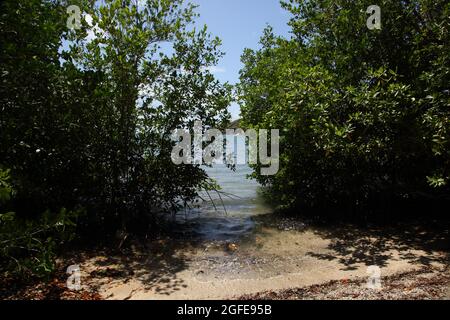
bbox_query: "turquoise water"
[202,164,263,214]
[175,163,270,242]
[174,164,268,241]
[174,135,272,241]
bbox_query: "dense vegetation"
[1,0,449,280]
[0,0,231,277]
[238,0,449,216]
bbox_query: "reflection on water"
[175,164,271,242]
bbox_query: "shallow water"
[175,164,272,242]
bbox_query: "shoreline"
[2,216,448,300]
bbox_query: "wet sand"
[77,216,449,300]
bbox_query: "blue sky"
[192,0,292,119]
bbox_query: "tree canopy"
[238,0,449,216]
[0,0,231,276]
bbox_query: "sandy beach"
[71,217,449,300]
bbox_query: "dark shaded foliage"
[238,0,450,216]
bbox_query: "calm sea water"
[175,136,272,241]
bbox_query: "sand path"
[78,219,448,300]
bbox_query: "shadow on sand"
[81,218,449,296]
[306,220,449,271]
[84,239,204,297]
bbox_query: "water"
[175,164,271,242]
